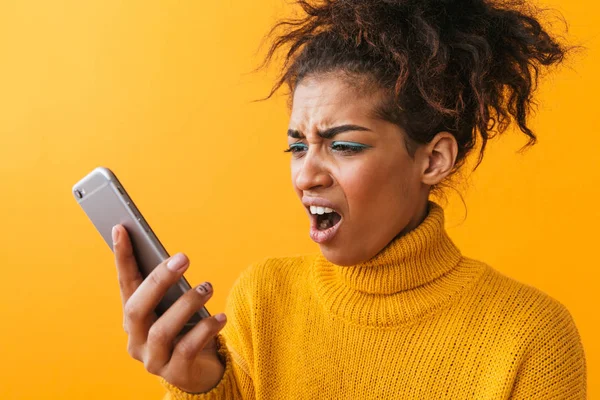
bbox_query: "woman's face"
[288,75,454,266]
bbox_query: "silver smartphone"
[72,166,210,331]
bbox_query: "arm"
[510,302,587,399]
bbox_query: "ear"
[420,131,458,186]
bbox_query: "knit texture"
[161,200,587,399]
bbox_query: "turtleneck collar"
[330,200,461,294]
[309,200,486,327]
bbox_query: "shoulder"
[238,253,316,278]
[468,258,582,345]
[470,263,588,394]
[230,253,318,295]
[477,260,572,312]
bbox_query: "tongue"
[318,212,340,230]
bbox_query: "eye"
[283,143,308,154]
[283,141,370,156]
[331,141,369,154]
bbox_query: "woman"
[111,0,587,398]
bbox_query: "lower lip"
[309,214,342,244]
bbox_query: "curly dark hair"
[250,0,576,195]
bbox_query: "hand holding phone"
[113,224,228,393]
[73,167,228,393]
[72,167,210,326]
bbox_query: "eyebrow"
[287,124,371,140]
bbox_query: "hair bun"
[254,0,576,176]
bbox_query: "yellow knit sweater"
[160,201,587,399]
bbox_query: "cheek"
[342,159,413,216]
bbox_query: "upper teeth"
[310,206,335,215]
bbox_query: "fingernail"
[112,225,119,245]
[196,281,213,294]
[214,313,226,323]
[167,253,189,272]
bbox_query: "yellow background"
[0,1,597,398]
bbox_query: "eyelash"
[283,142,367,155]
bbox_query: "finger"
[168,312,227,371]
[113,224,144,306]
[144,282,214,374]
[124,251,190,342]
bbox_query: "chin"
[319,245,364,266]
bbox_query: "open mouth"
[315,211,342,230]
[306,205,344,244]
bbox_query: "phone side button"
[137,217,150,232]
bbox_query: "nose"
[294,148,333,191]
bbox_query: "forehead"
[289,75,380,127]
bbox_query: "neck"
[310,200,483,327]
[315,200,462,294]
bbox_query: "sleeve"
[159,261,261,400]
[509,301,587,399]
